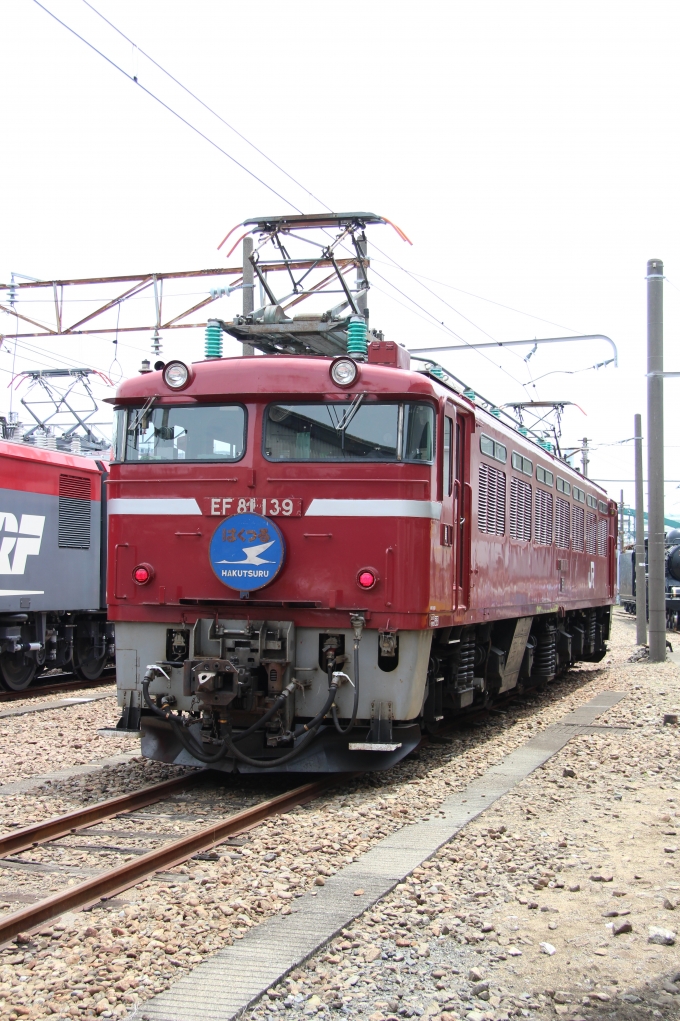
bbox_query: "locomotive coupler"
[183,658,244,706]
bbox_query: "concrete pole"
[242,237,255,357]
[634,412,647,645]
[581,437,589,477]
[647,259,666,661]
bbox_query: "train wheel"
[0,651,37,691]
[72,634,107,681]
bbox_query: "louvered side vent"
[597,518,608,556]
[572,506,585,552]
[535,490,553,545]
[478,463,506,535]
[555,496,570,549]
[585,512,597,555]
[510,478,532,541]
[58,474,91,549]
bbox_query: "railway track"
[0,770,343,946]
[0,672,115,703]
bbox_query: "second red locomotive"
[0,440,113,689]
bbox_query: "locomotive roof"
[112,355,608,498]
[0,438,107,472]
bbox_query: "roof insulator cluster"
[346,315,368,360]
[205,320,223,360]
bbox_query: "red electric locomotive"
[0,440,113,689]
[108,213,615,772]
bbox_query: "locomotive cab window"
[263,401,434,462]
[123,404,246,462]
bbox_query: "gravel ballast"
[1,612,678,1020]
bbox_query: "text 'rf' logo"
[0,514,45,575]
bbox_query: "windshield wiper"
[128,395,158,432]
[331,392,366,433]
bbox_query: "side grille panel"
[58,474,91,549]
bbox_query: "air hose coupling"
[142,664,174,720]
[349,614,366,642]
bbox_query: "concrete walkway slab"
[143,690,625,1021]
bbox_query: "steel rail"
[0,674,115,703]
[0,773,204,859]
[0,777,342,945]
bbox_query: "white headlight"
[330,357,359,387]
[164,361,189,389]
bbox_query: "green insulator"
[346,315,368,359]
[519,426,528,436]
[463,388,476,401]
[429,363,447,380]
[491,407,501,418]
[205,320,223,360]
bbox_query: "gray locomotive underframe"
[117,605,611,773]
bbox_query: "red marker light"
[133,565,152,584]
[358,570,376,589]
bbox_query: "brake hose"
[142,679,231,763]
[222,680,340,768]
[330,636,361,735]
[142,671,295,753]
[142,672,339,768]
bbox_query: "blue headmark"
[209,513,286,593]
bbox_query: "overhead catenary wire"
[31,0,303,214]
[32,0,540,392]
[28,0,609,417]
[80,0,330,213]
[370,258,580,335]
[369,267,531,393]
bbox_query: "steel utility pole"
[647,259,665,661]
[242,237,255,357]
[634,412,647,645]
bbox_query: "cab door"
[440,403,455,611]
[453,411,471,611]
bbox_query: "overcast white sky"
[2,0,679,525]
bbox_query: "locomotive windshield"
[122,404,246,462]
[264,401,434,462]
